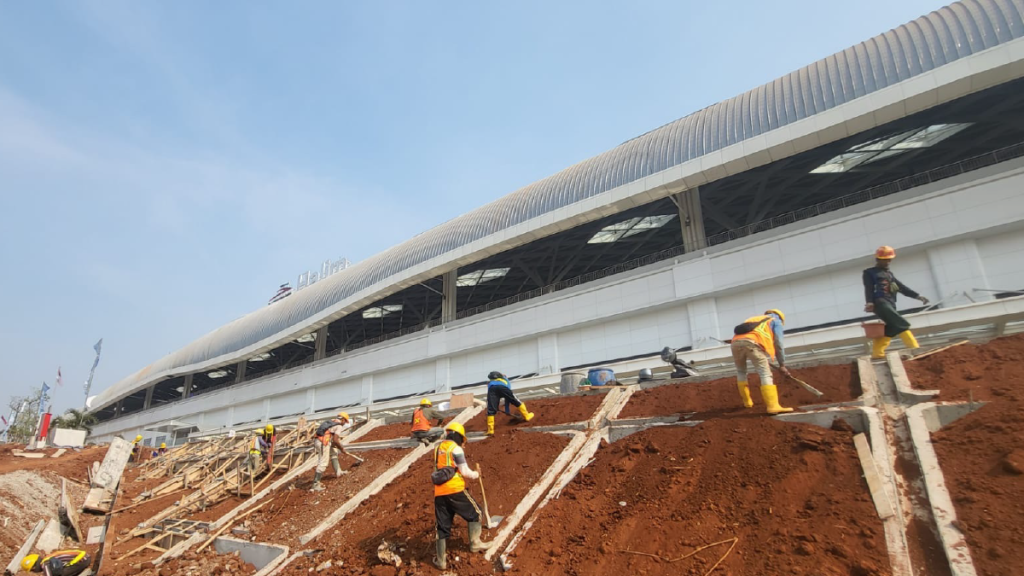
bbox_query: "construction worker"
[485,371,533,436]
[21,550,91,576]
[411,399,445,445]
[150,442,168,458]
[432,422,489,570]
[130,434,143,462]
[248,425,273,475]
[864,246,930,358]
[311,413,354,492]
[731,309,793,414]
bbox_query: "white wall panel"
[449,341,538,389]
[232,401,264,425]
[978,228,1024,293]
[314,379,361,411]
[372,363,435,401]
[268,391,308,419]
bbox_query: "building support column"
[182,374,193,399]
[143,386,154,410]
[441,269,458,323]
[673,187,706,253]
[235,360,247,384]
[314,326,328,360]
[115,400,123,417]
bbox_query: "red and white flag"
[57,367,63,387]
[1,415,7,426]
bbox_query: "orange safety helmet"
[875,246,896,260]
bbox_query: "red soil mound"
[279,430,570,575]
[357,419,453,443]
[247,447,411,544]
[0,444,107,480]
[619,362,861,419]
[509,420,890,576]
[903,334,1024,401]
[464,393,605,433]
[932,383,1024,576]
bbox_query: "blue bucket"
[587,367,616,386]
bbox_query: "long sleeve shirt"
[768,316,786,366]
[488,378,511,389]
[449,444,479,480]
[863,267,920,305]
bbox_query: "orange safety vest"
[733,315,777,359]
[411,408,431,433]
[433,440,465,497]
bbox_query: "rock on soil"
[464,393,605,433]
[135,548,256,576]
[904,333,1024,401]
[929,336,1024,576]
[508,420,890,576]
[619,362,861,419]
[278,430,570,575]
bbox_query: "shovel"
[786,373,823,397]
[476,464,504,528]
[345,450,364,466]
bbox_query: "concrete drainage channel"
[149,353,988,575]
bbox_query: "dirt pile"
[508,420,890,576]
[932,381,1024,576]
[0,444,107,480]
[0,470,64,561]
[904,334,1024,401]
[464,393,605,433]
[357,420,454,443]
[246,448,411,544]
[280,430,571,575]
[619,362,860,419]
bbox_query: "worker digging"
[310,412,358,492]
[864,245,930,358]
[485,371,534,436]
[20,550,91,576]
[247,424,273,476]
[731,308,794,414]
[431,421,490,570]
[410,398,445,445]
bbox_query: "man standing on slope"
[731,309,793,414]
[311,412,354,492]
[485,371,534,436]
[432,422,489,569]
[864,246,929,358]
[411,398,445,445]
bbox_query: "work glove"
[864,303,874,313]
[919,296,930,305]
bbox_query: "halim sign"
[297,257,352,291]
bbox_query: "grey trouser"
[314,441,340,474]
[731,339,773,386]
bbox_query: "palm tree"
[53,408,99,435]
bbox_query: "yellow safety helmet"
[764,309,786,324]
[160,443,166,449]
[21,554,39,571]
[134,435,143,443]
[337,412,350,422]
[445,422,466,438]
[420,398,432,407]
[265,424,274,435]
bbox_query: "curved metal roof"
[93,0,1024,410]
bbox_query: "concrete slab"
[35,519,63,553]
[213,537,288,572]
[86,526,106,545]
[906,402,985,576]
[885,352,940,403]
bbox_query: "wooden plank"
[853,433,895,520]
[83,488,115,514]
[11,450,45,459]
[93,437,133,490]
[60,478,84,542]
[195,498,273,553]
[4,519,45,576]
[908,339,970,361]
[50,449,67,458]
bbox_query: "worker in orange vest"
[731,309,793,414]
[864,246,929,358]
[21,550,90,576]
[311,413,355,492]
[431,422,489,570]
[411,399,445,445]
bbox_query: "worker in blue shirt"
[864,246,929,358]
[485,371,534,436]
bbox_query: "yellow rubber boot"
[486,416,495,436]
[517,403,535,422]
[898,330,920,350]
[871,337,892,359]
[760,384,793,414]
[737,380,754,408]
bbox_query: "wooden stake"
[195,498,273,553]
[908,339,969,361]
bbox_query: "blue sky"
[0,0,946,415]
